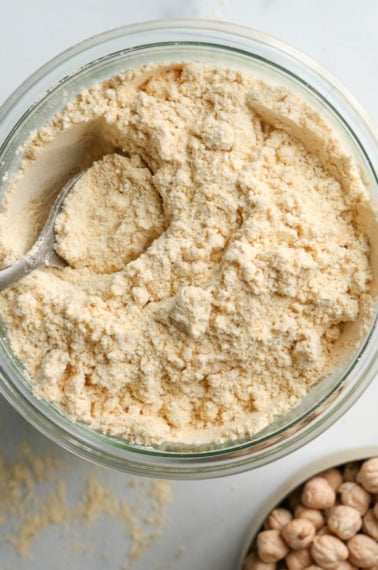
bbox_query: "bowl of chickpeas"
[240,449,378,570]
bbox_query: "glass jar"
[0,20,377,478]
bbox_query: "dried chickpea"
[320,468,343,492]
[302,477,336,510]
[363,509,378,540]
[243,552,276,570]
[295,505,325,530]
[285,548,312,570]
[257,530,289,563]
[281,518,316,550]
[326,505,362,540]
[357,458,378,493]
[348,534,378,568]
[311,535,348,569]
[264,508,292,531]
[339,482,371,515]
[304,566,323,570]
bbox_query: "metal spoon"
[0,117,105,292]
[0,171,83,291]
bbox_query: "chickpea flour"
[0,63,376,446]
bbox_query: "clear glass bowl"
[0,20,377,479]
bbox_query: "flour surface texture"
[0,63,375,446]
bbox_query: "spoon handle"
[0,256,41,292]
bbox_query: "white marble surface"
[0,1,377,569]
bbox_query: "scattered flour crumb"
[175,545,186,559]
[0,443,172,564]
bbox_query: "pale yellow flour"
[0,63,376,446]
